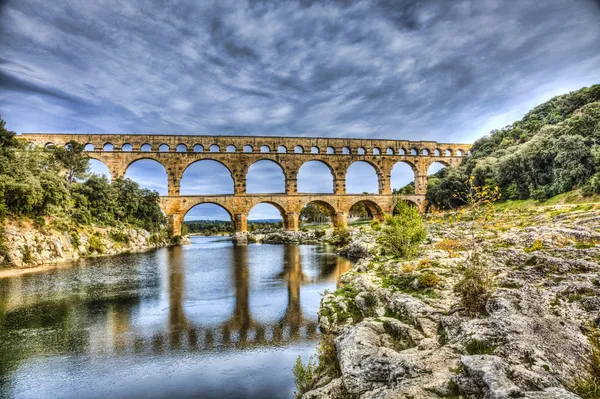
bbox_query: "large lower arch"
[125,158,168,195]
[181,160,234,195]
[248,202,284,230]
[246,160,286,194]
[428,161,448,175]
[348,199,385,222]
[297,160,334,193]
[299,199,338,227]
[183,203,235,235]
[346,161,379,194]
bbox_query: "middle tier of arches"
[93,152,458,197]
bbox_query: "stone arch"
[209,144,220,152]
[342,146,350,155]
[326,146,335,154]
[456,149,463,156]
[246,159,286,194]
[391,161,417,193]
[226,144,237,152]
[183,202,235,234]
[347,199,385,221]
[434,149,441,156]
[181,159,234,195]
[193,144,204,152]
[346,161,380,194]
[141,143,152,152]
[244,145,254,153]
[103,143,114,152]
[125,158,168,195]
[310,146,319,154]
[399,148,406,155]
[159,144,170,152]
[410,148,417,156]
[445,149,452,156]
[44,142,55,149]
[357,147,366,155]
[248,201,285,225]
[294,145,304,154]
[421,149,429,155]
[88,158,112,181]
[297,160,334,193]
[299,199,338,225]
[260,145,271,153]
[386,147,393,155]
[373,147,381,155]
[176,144,187,152]
[428,161,448,176]
[84,143,95,151]
[122,143,133,152]
[278,145,287,153]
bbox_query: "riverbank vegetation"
[426,84,600,209]
[0,117,168,267]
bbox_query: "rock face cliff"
[301,206,600,399]
[0,219,172,269]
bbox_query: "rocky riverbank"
[0,217,177,274]
[232,229,330,245]
[300,205,600,398]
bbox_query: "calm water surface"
[0,237,351,399]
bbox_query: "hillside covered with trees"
[427,84,600,209]
[0,117,167,234]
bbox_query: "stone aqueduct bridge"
[21,133,471,234]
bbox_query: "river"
[0,236,351,399]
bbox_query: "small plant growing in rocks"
[293,333,341,398]
[572,328,600,399]
[454,255,494,316]
[401,263,415,273]
[417,258,432,269]
[524,239,544,253]
[434,239,463,257]
[418,271,441,288]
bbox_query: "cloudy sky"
[1,0,600,220]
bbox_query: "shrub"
[21,244,33,264]
[88,235,104,253]
[401,263,415,273]
[465,339,497,355]
[329,222,351,246]
[293,355,317,398]
[378,202,426,258]
[370,219,381,231]
[417,258,432,269]
[454,257,494,316]
[524,239,544,253]
[293,333,341,398]
[109,230,129,244]
[573,329,600,399]
[314,229,326,239]
[435,239,464,257]
[70,232,81,247]
[418,271,441,288]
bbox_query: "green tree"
[49,140,89,186]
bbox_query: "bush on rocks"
[454,256,494,316]
[378,202,426,258]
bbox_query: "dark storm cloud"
[1,0,599,141]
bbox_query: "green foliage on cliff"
[428,84,600,208]
[0,117,166,232]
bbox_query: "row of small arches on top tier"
[69,143,468,157]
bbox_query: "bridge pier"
[284,212,299,231]
[414,173,428,195]
[234,214,248,233]
[168,214,184,237]
[334,212,348,228]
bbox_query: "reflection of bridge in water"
[104,244,350,355]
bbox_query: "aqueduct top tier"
[19,133,471,234]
